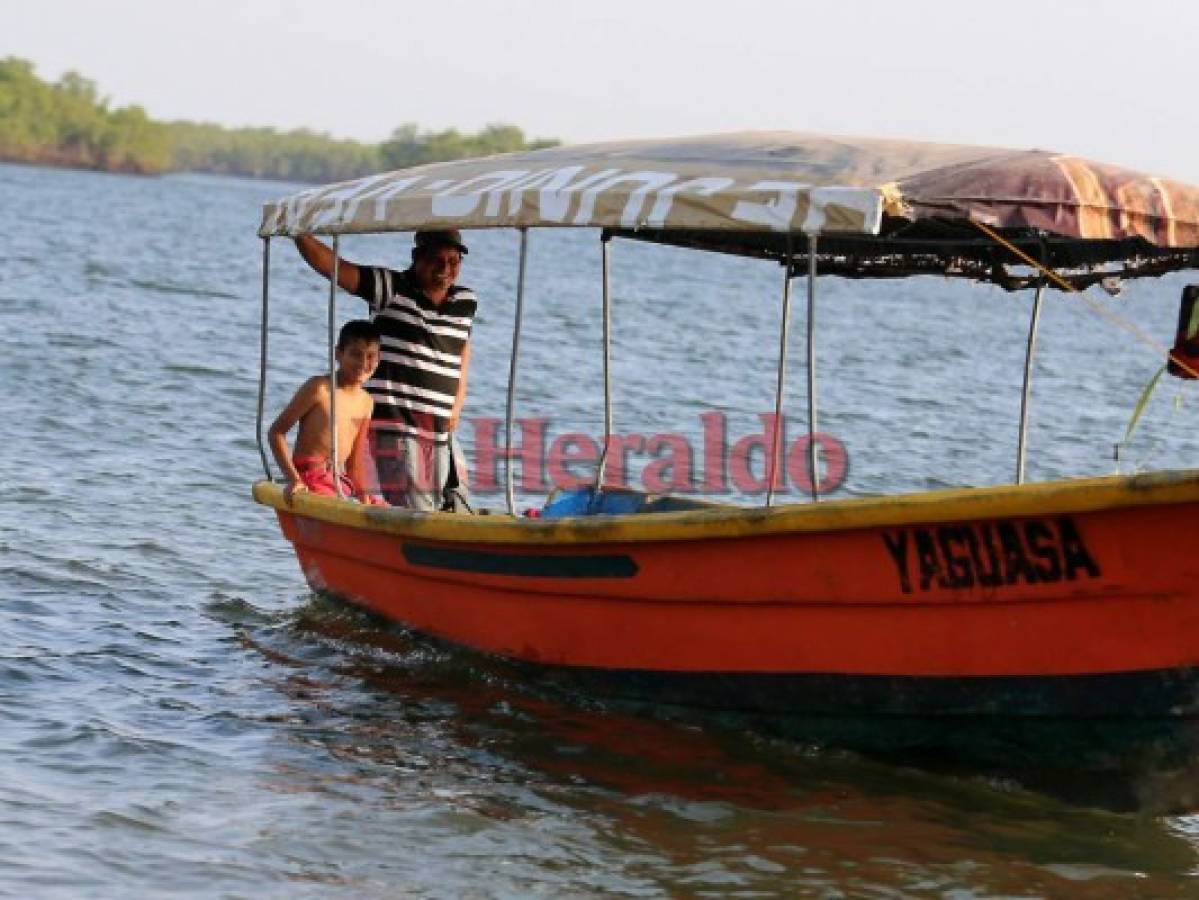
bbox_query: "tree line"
[0,57,558,182]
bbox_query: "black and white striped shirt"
[353,267,477,444]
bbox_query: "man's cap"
[414,229,468,255]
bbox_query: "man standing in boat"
[293,230,477,511]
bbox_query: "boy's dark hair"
[336,319,381,350]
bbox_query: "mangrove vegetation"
[0,57,558,182]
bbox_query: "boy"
[268,319,386,504]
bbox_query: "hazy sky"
[7,0,1199,182]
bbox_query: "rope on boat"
[973,220,1196,470]
[971,220,1199,380]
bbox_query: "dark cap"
[414,229,468,255]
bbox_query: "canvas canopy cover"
[259,132,1199,288]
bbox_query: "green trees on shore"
[379,123,558,170]
[0,57,558,182]
[0,58,170,173]
[165,121,382,183]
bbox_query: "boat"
[251,132,1199,722]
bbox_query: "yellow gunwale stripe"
[252,469,1199,545]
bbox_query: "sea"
[4,160,1199,898]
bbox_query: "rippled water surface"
[4,161,1199,897]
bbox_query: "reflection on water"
[234,593,1199,896]
[293,593,1199,811]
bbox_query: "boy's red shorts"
[294,455,355,497]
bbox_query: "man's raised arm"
[293,235,363,295]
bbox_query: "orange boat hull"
[256,471,1199,716]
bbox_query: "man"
[293,230,477,510]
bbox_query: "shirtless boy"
[268,320,384,503]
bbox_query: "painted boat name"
[882,517,1101,594]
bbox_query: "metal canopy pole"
[1016,282,1046,484]
[505,228,530,516]
[256,237,273,480]
[593,235,614,493]
[766,239,794,507]
[806,233,820,502]
[328,236,343,498]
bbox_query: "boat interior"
[539,486,721,518]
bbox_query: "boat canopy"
[259,132,1199,288]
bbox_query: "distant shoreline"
[0,156,315,191]
[0,150,158,177]
[1,56,558,185]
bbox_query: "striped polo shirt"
[352,266,477,444]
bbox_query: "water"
[3,160,1199,897]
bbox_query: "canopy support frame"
[766,235,794,507]
[1016,281,1046,485]
[594,234,614,494]
[328,237,343,498]
[505,228,530,516]
[256,237,273,481]
[806,232,820,502]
